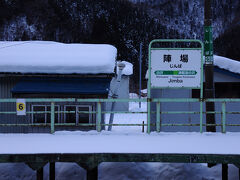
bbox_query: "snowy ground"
[0,93,239,179]
[1,131,240,155]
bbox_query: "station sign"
[151,49,201,88]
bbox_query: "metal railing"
[0,98,240,134]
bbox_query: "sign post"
[148,39,204,134]
[16,99,26,116]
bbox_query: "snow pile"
[0,41,117,74]
[116,61,133,75]
[214,55,240,74]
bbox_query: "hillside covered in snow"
[0,0,240,90]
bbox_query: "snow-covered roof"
[214,55,240,75]
[0,41,117,74]
[117,61,133,75]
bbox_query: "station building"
[0,41,131,133]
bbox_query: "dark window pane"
[78,107,90,124]
[65,106,76,124]
[33,106,45,123]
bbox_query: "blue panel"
[214,67,240,79]
[11,77,111,94]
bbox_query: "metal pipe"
[222,102,226,133]
[108,62,126,131]
[97,102,101,132]
[156,102,161,132]
[51,102,55,134]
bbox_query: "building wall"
[149,69,240,132]
[106,75,129,112]
[213,71,240,82]
[150,88,240,132]
[0,76,24,133]
[0,76,106,133]
[150,89,200,132]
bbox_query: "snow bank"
[0,41,117,74]
[214,55,240,74]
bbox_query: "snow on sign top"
[0,41,117,74]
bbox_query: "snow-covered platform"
[1,131,240,177]
[1,131,240,155]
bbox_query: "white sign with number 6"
[16,99,26,116]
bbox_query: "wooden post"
[239,167,240,180]
[204,0,216,132]
[87,166,98,180]
[142,121,144,133]
[222,164,228,180]
[49,162,55,180]
[37,167,43,180]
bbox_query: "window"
[78,106,93,124]
[31,104,93,127]
[32,105,60,124]
[64,105,92,125]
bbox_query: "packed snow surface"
[0,41,117,74]
[0,131,240,154]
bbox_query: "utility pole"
[204,0,216,132]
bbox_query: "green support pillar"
[51,102,55,134]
